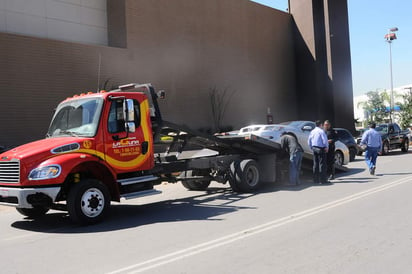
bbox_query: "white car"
[239,121,350,166]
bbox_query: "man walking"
[308,120,329,184]
[280,132,304,186]
[324,120,338,180]
[360,122,382,175]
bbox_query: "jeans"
[312,147,327,184]
[289,151,303,185]
[364,146,380,170]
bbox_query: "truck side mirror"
[124,99,135,122]
[126,122,136,133]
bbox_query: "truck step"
[120,189,162,200]
[117,175,159,186]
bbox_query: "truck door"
[388,124,398,147]
[104,98,154,173]
[391,124,401,147]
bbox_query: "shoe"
[369,168,373,175]
[329,175,335,180]
[371,166,376,175]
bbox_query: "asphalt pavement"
[1,150,411,274]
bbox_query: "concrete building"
[0,0,354,147]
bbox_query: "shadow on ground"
[11,186,260,233]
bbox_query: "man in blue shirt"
[308,120,329,184]
[360,122,382,175]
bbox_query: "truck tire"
[67,179,110,225]
[229,159,260,193]
[16,207,49,219]
[181,170,211,191]
[401,139,409,152]
[382,141,390,155]
[182,181,211,191]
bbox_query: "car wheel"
[401,139,409,152]
[382,141,390,155]
[334,150,344,166]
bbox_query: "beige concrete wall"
[0,0,297,147]
[0,0,108,46]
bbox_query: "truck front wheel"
[16,207,49,219]
[67,179,110,225]
[229,159,260,193]
[401,139,409,152]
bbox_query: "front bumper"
[0,186,60,208]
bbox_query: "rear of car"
[334,128,358,161]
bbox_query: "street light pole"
[385,27,398,123]
[389,38,394,123]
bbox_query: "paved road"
[1,151,412,274]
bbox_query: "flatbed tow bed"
[151,120,282,193]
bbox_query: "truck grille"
[0,160,20,183]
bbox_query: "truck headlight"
[29,165,61,180]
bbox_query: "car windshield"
[375,125,388,133]
[47,97,104,138]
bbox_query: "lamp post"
[385,27,398,123]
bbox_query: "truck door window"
[108,99,140,133]
[394,124,401,132]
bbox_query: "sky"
[251,0,412,96]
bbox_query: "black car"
[334,128,358,161]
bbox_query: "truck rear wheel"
[181,170,211,191]
[401,139,409,152]
[16,207,49,219]
[182,181,211,191]
[382,141,390,155]
[229,159,260,193]
[67,179,110,225]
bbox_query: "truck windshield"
[47,97,104,138]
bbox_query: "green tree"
[397,88,412,129]
[360,90,389,124]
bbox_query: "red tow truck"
[0,83,281,224]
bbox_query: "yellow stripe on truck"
[78,99,153,170]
